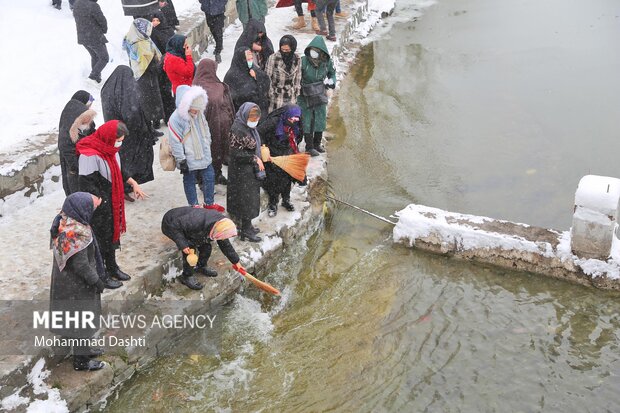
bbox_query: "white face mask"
[247,120,258,128]
[247,61,253,69]
[114,141,123,148]
[309,49,319,59]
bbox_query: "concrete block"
[570,175,620,259]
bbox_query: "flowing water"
[105,1,620,411]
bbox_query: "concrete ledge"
[393,204,620,291]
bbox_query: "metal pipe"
[325,195,397,225]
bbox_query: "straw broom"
[232,265,281,296]
[261,145,310,182]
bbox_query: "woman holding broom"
[257,104,304,217]
[227,102,264,242]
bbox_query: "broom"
[261,146,310,182]
[232,265,281,296]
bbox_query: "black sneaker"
[215,53,222,64]
[316,146,326,153]
[281,199,295,211]
[152,130,165,138]
[268,204,277,217]
[180,275,203,290]
[306,148,320,157]
[195,266,218,277]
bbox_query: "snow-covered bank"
[393,204,620,290]
[0,0,200,156]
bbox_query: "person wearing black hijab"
[100,66,157,193]
[58,90,96,195]
[265,35,302,113]
[163,34,195,95]
[224,47,271,116]
[49,192,106,371]
[159,0,179,28]
[234,19,274,70]
[150,11,177,122]
[227,102,264,242]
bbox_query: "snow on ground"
[0,0,198,155]
[394,203,620,280]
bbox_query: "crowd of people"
[51,0,345,371]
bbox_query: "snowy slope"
[0,0,198,154]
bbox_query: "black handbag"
[302,81,329,108]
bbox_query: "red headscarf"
[76,120,126,243]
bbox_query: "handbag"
[302,81,328,108]
[159,134,176,171]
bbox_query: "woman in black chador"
[224,47,271,116]
[227,102,264,242]
[101,65,158,197]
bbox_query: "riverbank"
[0,1,397,411]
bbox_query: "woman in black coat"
[150,11,177,122]
[101,65,158,193]
[227,102,264,242]
[50,192,106,371]
[224,47,271,116]
[161,207,241,290]
[77,120,148,287]
[234,19,274,70]
[257,104,303,217]
[58,90,96,195]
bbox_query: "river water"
[105,0,620,411]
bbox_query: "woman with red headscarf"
[77,120,148,289]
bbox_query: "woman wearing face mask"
[164,34,195,95]
[265,35,302,113]
[298,36,336,157]
[257,104,304,217]
[49,192,106,371]
[224,47,271,116]
[77,121,148,289]
[58,90,96,196]
[227,103,264,242]
[234,19,274,70]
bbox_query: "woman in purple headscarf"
[256,104,303,217]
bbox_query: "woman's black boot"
[240,220,262,242]
[305,133,319,156]
[313,132,325,153]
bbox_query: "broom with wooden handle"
[261,145,310,182]
[232,264,281,296]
